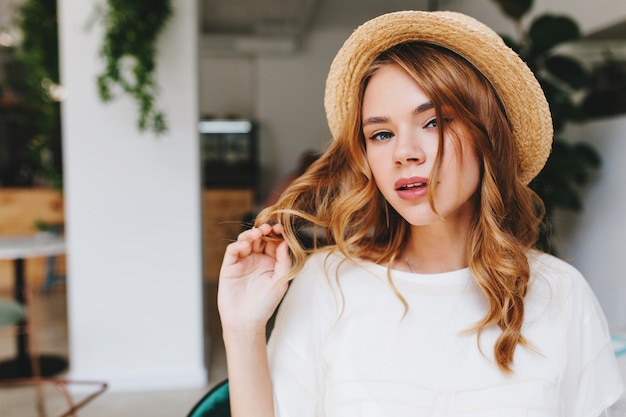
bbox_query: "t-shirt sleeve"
[267,254,338,417]
[559,268,624,417]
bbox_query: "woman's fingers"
[222,239,250,268]
[222,224,285,269]
[251,232,265,253]
[236,224,263,242]
[273,240,291,281]
[223,227,260,266]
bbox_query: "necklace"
[404,252,416,273]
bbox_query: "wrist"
[222,324,267,342]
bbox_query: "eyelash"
[425,118,439,128]
[369,131,394,141]
[367,117,445,141]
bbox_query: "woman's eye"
[369,131,394,141]
[424,118,438,129]
[424,117,451,129]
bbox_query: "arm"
[217,224,290,417]
[223,327,274,417]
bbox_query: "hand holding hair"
[217,223,290,333]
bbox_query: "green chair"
[187,379,230,417]
[0,299,25,327]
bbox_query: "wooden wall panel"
[203,189,254,281]
[0,188,65,290]
[0,188,64,234]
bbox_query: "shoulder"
[270,251,348,339]
[285,250,346,302]
[527,250,589,296]
[526,250,607,327]
[527,250,584,279]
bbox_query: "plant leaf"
[489,0,533,19]
[539,79,575,133]
[96,0,173,134]
[528,15,581,56]
[572,142,602,169]
[544,54,592,89]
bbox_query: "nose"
[393,130,426,166]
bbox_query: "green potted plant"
[489,0,625,253]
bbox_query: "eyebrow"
[413,101,434,114]
[362,101,434,127]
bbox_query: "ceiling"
[199,0,626,57]
[201,0,320,36]
[199,0,442,54]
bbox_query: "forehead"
[362,64,431,111]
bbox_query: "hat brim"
[324,10,553,184]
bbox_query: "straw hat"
[324,10,553,184]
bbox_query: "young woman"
[217,10,624,417]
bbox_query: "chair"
[0,297,47,415]
[187,379,230,417]
[0,298,25,327]
[0,288,107,416]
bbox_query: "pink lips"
[395,176,428,200]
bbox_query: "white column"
[58,0,206,390]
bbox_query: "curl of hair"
[256,42,545,373]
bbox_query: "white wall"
[554,116,626,329]
[255,28,350,199]
[199,55,256,119]
[58,0,206,390]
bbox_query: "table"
[0,235,67,380]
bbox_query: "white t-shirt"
[267,250,624,417]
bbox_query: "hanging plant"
[96,0,173,135]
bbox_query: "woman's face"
[362,63,481,230]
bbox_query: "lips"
[397,182,426,190]
[395,176,428,190]
[394,176,429,200]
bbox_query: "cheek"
[365,153,390,197]
[441,143,481,190]
[365,147,381,178]
[460,151,481,192]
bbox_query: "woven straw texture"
[324,10,553,184]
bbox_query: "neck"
[404,219,472,274]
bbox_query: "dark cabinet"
[199,119,258,189]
